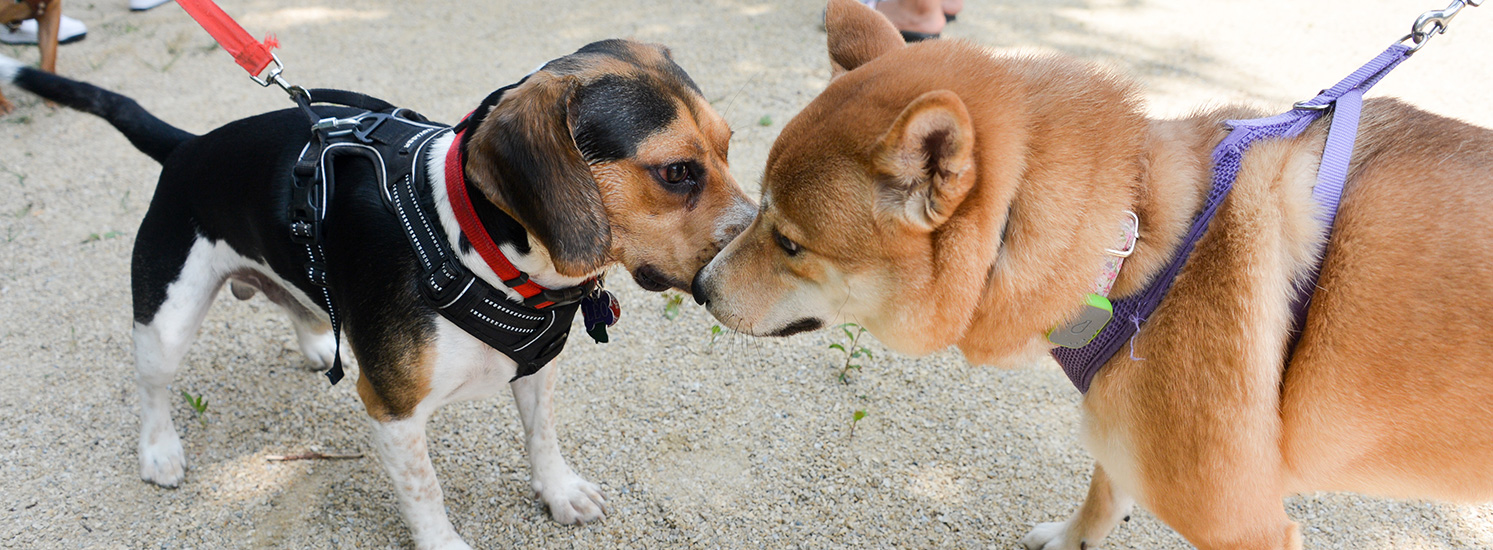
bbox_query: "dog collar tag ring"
[1048,293,1114,348]
[581,289,621,343]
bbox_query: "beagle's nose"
[691,269,709,305]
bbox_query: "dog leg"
[230,271,344,372]
[132,238,225,488]
[1022,464,1134,550]
[511,363,608,524]
[368,414,472,550]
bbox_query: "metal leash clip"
[249,53,310,101]
[1401,0,1482,53]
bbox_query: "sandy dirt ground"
[2,0,1491,548]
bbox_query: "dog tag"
[581,289,620,343]
[1047,293,1114,348]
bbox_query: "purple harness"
[1051,44,1413,393]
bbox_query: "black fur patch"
[772,318,824,337]
[14,67,194,163]
[571,74,678,163]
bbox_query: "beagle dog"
[0,39,754,550]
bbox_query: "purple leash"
[1051,44,1412,393]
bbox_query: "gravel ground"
[2,1,1491,548]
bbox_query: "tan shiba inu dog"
[691,1,1493,548]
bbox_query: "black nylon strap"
[304,88,397,114]
[388,130,579,378]
[285,87,438,385]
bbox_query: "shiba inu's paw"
[1021,520,1085,550]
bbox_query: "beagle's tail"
[0,54,195,164]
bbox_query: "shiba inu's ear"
[873,90,975,230]
[825,0,905,79]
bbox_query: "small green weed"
[180,390,208,427]
[663,291,684,320]
[829,323,873,384]
[758,115,773,127]
[707,324,724,349]
[80,230,126,244]
[849,409,868,439]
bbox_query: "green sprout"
[180,390,208,427]
[829,323,873,384]
[663,291,684,320]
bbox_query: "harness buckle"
[353,113,391,144]
[527,279,598,309]
[502,272,530,288]
[311,116,359,138]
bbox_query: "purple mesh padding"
[1051,44,1411,393]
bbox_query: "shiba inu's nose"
[691,269,709,305]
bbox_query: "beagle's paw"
[1021,520,1086,550]
[412,536,473,550]
[139,428,185,488]
[533,471,609,525]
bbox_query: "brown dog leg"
[1021,464,1135,550]
[36,0,59,74]
[1148,476,1302,550]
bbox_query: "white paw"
[139,428,185,487]
[1021,520,1084,550]
[533,471,609,525]
[412,536,473,550]
[296,329,339,371]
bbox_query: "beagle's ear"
[872,90,976,230]
[466,72,612,277]
[826,0,905,79]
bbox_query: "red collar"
[445,128,558,308]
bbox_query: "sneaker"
[130,0,173,12]
[0,15,87,45]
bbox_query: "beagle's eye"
[660,163,691,185]
[774,230,801,257]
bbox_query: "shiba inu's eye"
[774,230,801,257]
[660,163,692,185]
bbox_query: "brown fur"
[0,0,60,114]
[695,1,1493,547]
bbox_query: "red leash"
[176,0,278,76]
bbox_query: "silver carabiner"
[1402,0,1479,53]
[248,53,306,99]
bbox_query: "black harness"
[285,90,598,385]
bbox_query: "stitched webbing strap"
[1050,44,1411,393]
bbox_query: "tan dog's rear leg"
[1021,464,1134,550]
[1159,499,1301,550]
[511,363,609,524]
